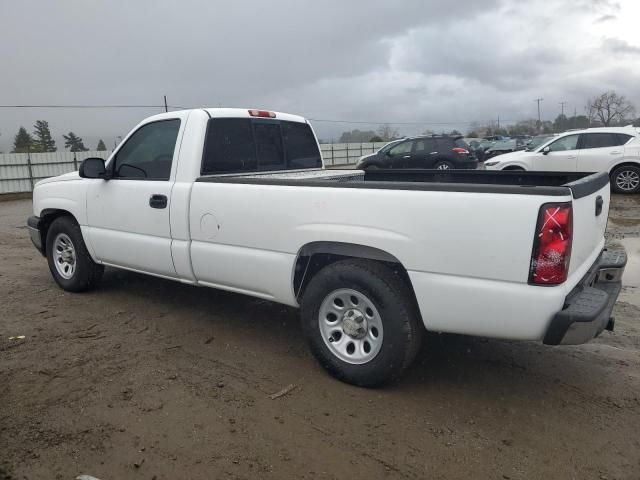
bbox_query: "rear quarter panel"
[189,182,574,340]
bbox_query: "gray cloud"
[1,0,639,149]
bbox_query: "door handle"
[567,156,577,159]
[610,151,621,155]
[402,155,411,158]
[149,194,168,209]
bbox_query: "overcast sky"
[1,0,639,150]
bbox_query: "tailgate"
[567,173,610,279]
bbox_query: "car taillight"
[452,147,468,154]
[248,109,276,118]
[529,203,573,285]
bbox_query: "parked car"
[27,108,625,386]
[463,138,485,161]
[356,135,478,170]
[484,138,526,159]
[484,127,640,193]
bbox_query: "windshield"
[526,136,553,151]
[378,140,402,154]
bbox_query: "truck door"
[85,118,182,277]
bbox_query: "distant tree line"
[336,90,639,142]
[10,121,107,153]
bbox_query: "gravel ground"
[1,195,639,480]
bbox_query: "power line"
[0,104,519,127]
[0,104,187,109]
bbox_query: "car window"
[547,134,579,152]
[413,139,436,152]
[616,134,633,145]
[113,119,180,180]
[454,138,470,149]
[388,140,413,156]
[580,133,621,149]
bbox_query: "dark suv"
[356,136,478,170]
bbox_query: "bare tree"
[587,91,635,126]
[377,124,400,141]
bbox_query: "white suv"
[485,127,640,193]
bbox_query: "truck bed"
[198,169,609,199]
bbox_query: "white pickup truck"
[28,108,627,386]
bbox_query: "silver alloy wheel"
[318,288,384,365]
[435,163,451,170]
[615,169,640,192]
[53,233,76,279]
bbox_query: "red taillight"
[248,109,276,118]
[529,203,573,285]
[452,147,468,154]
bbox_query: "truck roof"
[140,108,308,125]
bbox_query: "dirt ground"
[1,195,639,480]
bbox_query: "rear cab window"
[201,118,321,175]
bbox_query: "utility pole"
[163,95,168,113]
[534,98,544,131]
[559,101,567,117]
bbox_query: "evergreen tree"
[96,139,107,151]
[63,132,88,152]
[32,120,57,152]
[12,127,34,153]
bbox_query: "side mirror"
[79,158,108,179]
[542,146,551,155]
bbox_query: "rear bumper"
[456,159,479,170]
[27,215,45,256]
[543,248,626,345]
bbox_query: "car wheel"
[300,259,423,387]
[611,165,640,194]
[46,216,104,292]
[434,161,454,170]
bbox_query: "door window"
[580,133,621,149]
[547,134,579,152]
[112,120,180,180]
[388,141,413,156]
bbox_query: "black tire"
[300,259,423,387]
[46,216,104,292]
[434,160,454,170]
[610,165,640,194]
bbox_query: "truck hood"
[36,171,81,187]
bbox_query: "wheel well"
[293,242,418,305]
[610,162,640,175]
[38,209,76,255]
[503,165,525,171]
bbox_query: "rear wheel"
[611,165,640,194]
[434,161,454,170]
[300,259,423,387]
[46,216,104,292]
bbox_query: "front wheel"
[46,216,104,292]
[300,259,423,387]
[611,165,640,194]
